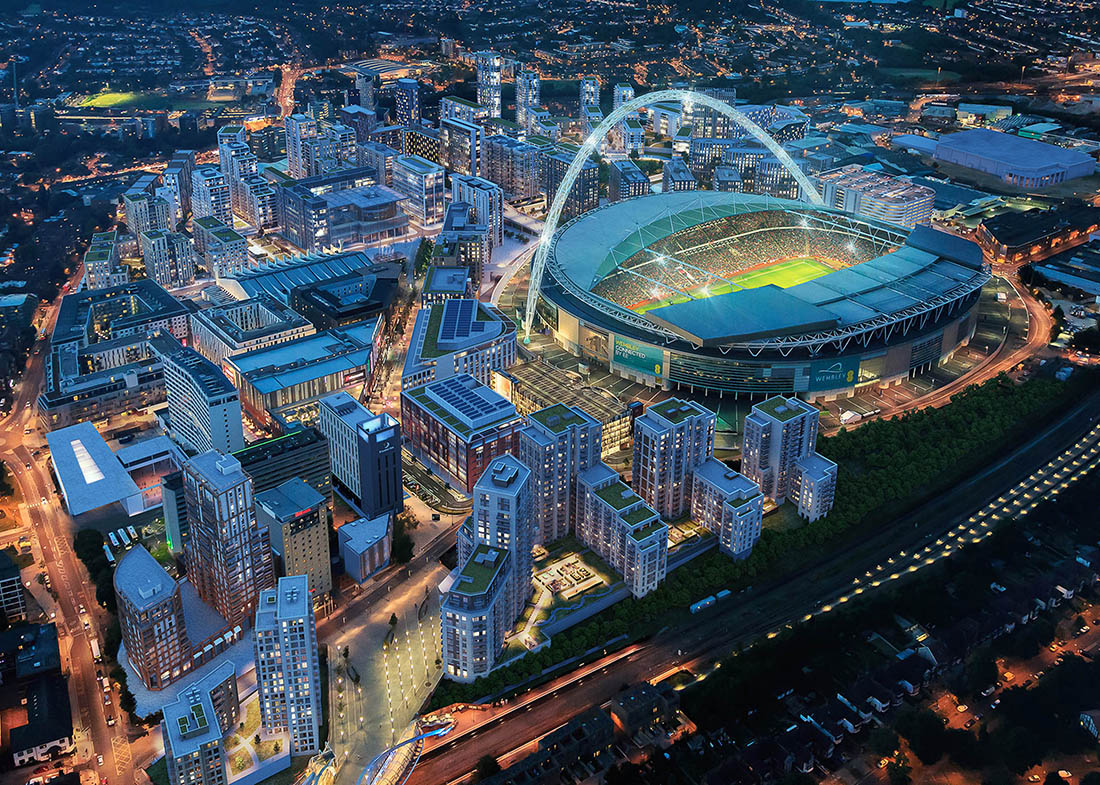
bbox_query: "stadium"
[532,191,991,398]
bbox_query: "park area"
[78,90,228,110]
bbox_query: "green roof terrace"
[595,480,639,511]
[529,403,589,433]
[629,519,666,541]
[754,396,809,423]
[453,544,508,595]
[649,398,706,425]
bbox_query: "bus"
[90,637,102,663]
[116,528,131,548]
[102,543,115,566]
[127,525,139,543]
[107,532,119,549]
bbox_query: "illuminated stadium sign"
[613,336,664,378]
[810,357,860,389]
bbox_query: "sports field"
[79,91,226,110]
[631,257,834,313]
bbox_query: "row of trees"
[428,372,1088,709]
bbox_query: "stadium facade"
[532,191,989,399]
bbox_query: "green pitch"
[630,257,834,313]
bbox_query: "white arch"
[523,89,825,341]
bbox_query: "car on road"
[107,715,115,727]
[964,718,977,729]
[96,756,103,766]
[40,497,46,504]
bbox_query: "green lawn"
[880,67,961,83]
[79,91,229,110]
[631,257,834,314]
[146,758,169,785]
[730,257,833,290]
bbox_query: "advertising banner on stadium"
[613,336,664,379]
[809,356,860,390]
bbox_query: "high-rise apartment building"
[440,544,512,682]
[394,78,421,126]
[518,404,601,544]
[475,51,503,118]
[662,157,697,192]
[741,396,837,521]
[192,216,248,278]
[580,77,600,111]
[191,167,232,225]
[163,347,245,455]
[482,135,541,201]
[139,230,196,289]
[449,174,504,249]
[608,159,650,203]
[691,458,763,559]
[124,191,171,236]
[183,451,275,628]
[357,141,398,185]
[162,662,239,785]
[439,117,482,177]
[632,398,715,520]
[516,70,540,131]
[542,151,599,220]
[253,575,322,756]
[217,125,247,176]
[162,150,196,223]
[114,545,191,689]
[577,462,667,598]
[285,113,319,179]
[612,83,635,113]
[255,479,332,596]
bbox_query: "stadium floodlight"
[523,88,826,342]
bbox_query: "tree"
[1044,773,1068,785]
[413,238,434,277]
[868,726,900,757]
[475,754,500,781]
[887,753,912,785]
[389,613,398,627]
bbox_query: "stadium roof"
[548,192,988,348]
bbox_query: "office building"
[190,296,316,368]
[114,545,191,690]
[542,150,598,221]
[811,165,935,230]
[183,451,275,628]
[662,157,697,192]
[519,404,601,544]
[124,191,171,236]
[516,70,540,131]
[402,298,517,389]
[450,174,504,249]
[475,51,503,117]
[741,396,835,522]
[394,78,421,126]
[608,159,650,203]
[401,374,525,493]
[139,230,196,289]
[391,155,446,224]
[224,319,379,428]
[691,458,763,559]
[253,576,322,755]
[632,398,715,520]
[288,265,400,331]
[0,552,26,623]
[577,463,667,598]
[357,141,398,185]
[789,452,837,523]
[192,216,248,278]
[163,471,188,554]
[285,113,319,179]
[162,662,239,785]
[163,347,245,455]
[233,427,332,502]
[317,391,402,516]
[483,135,541,201]
[339,515,391,582]
[256,479,332,596]
[440,117,482,177]
[580,77,600,111]
[440,544,512,682]
[191,167,232,225]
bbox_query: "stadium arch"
[523,89,827,341]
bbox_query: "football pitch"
[631,257,834,313]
